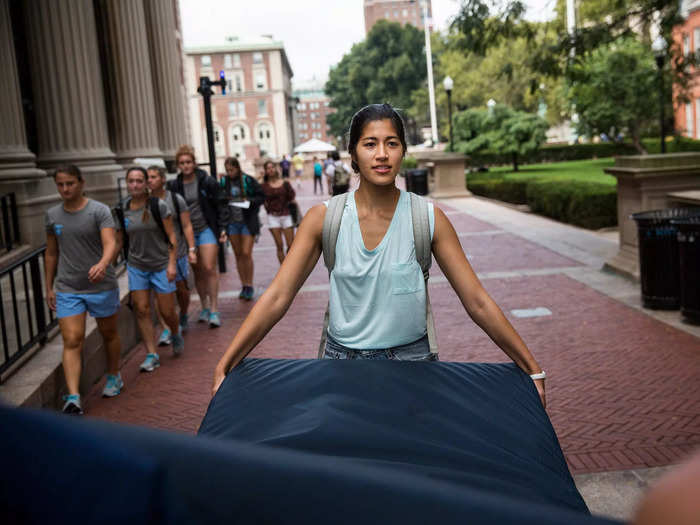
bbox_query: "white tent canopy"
[293,138,336,153]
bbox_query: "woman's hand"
[212,364,226,397]
[46,289,56,311]
[533,379,546,408]
[188,249,197,265]
[166,262,176,282]
[218,230,228,244]
[88,261,107,283]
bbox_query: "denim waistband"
[324,334,436,361]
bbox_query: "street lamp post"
[420,0,438,146]
[487,98,496,115]
[443,76,454,151]
[652,36,668,154]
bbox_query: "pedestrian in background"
[313,156,323,195]
[280,154,290,180]
[262,160,296,264]
[330,150,351,196]
[45,165,122,415]
[222,157,265,301]
[117,167,184,372]
[324,153,334,196]
[147,166,197,345]
[167,145,228,328]
[291,152,304,189]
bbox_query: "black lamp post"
[443,76,454,151]
[652,36,668,154]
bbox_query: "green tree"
[452,105,548,171]
[325,20,426,139]
[567,38,660,153]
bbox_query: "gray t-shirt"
[227,181,245,223]
[164,191,188,260]
[183,180,207,233]
[124,198,172,272]
[45,199,118,294]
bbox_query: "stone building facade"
[184,37,296,175]
[674,0,700,138]
[363,0,432,34]
[0,0,188,249]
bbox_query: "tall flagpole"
[421,0,438,145]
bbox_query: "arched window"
[254,121,275,157]
[228,122,249,159]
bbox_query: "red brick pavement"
[85,180,700,474]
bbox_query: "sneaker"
[238,287,246,300]
[62,394,83,415]
[139,353,160,372]
[157,328,172,346]
[102,373,124,397]
[209,311,221,328]
[243,286,255,301]
[179,313,189,334]
[172,332,185,356]
[198,308,210,323]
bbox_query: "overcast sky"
[179,0,556,86]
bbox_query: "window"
[258,99,268,115]
[201,55,211,67]
[253,52,263,64]
[686,102,694,137]
[696,99,700,138]
[230,124,247,159]
[228,102,237,117]
[403,9,408,16]
[324,101,329,107]
[233,54,241,67]
[224,54,232,68]
[238,102,246,117]
[254,70,267,90]
[394,10,398,17]
[385,11,389,18]
[684,35,690,56]
[256,122,274,156]
[235,74,243,92]
[695,28,700,53]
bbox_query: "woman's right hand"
[46,289,56,311]
[211,365,227,397]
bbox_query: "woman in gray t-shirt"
[45,164,122,415]
[119,167,184,373]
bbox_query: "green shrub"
[641,136,700,154]
[469,142,637,166]
[401,156,417,170]
[525,180,617,229]
[467,177,529,204]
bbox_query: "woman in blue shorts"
[119,167,184,372]
[221,157,265,301]
[45,164,122,415]
[212,104,546,408]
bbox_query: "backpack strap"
[318,193,349,358]
[409,193,437,355]
[169,191,184,236]
[149,197,171,248]
[114,201,129,262]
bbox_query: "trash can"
[402,171,412,193]
[406,168,428,196]
[631,208,700,309]
[672,217,700,322]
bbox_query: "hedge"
[467,176,617,229]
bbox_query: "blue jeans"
[323,334,437,361]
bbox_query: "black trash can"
[406,168,428,196]
[631,208,700,309]
[672,217,700,322]
[402,171,413,193]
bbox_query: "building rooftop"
[185,35,293,76]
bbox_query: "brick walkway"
[86,178,700,474]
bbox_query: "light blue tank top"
[327,189,434,349]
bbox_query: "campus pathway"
[85,177,700,477]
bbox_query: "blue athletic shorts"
[175,255,189,282]
[227,222,251,236]
[195,227,217,247]
[127,264,176,294]
[56,288,120,319]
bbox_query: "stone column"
[0,0,43,181]
[102,0,162,164]
[144,0,187,167]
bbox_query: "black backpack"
[114,197,170,262]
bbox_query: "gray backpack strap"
[410,193,437,354]
[318,193,349,358]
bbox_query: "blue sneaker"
[102,373,123,397]
[139,353,160,372]
[179,313,189,334]
[62,394,83,415]
[244,286,255,301]
[157,328,172,346]
[198,308,210,323]
[209,311,221,328]
[171,332,185,356]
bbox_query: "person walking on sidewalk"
[146,166,197,345]
[262,160,296,264]
[212,104,546,408]
[167,145,228,328]
[313,156,323,195]
[291,152,304,189]
[117,167,184,372]
[330,150,351,196]
[45,165,122,415]
[222,157,265,301]
[279,154,290,180]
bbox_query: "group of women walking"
[46,145,299,414]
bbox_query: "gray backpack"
[318,192,437,358]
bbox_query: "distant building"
[673,0,700,138]
[363,0,432,34]
[184,36,297,174]
[293,79,337,146]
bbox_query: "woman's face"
[127,171,148,197]
[352,119,404,186]
[55,172,83,202]
[264,162,278,179]
[178,154,195,176]
[225,163,240,178]
[147,170,164,192]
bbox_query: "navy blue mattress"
[0,359,622,524]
